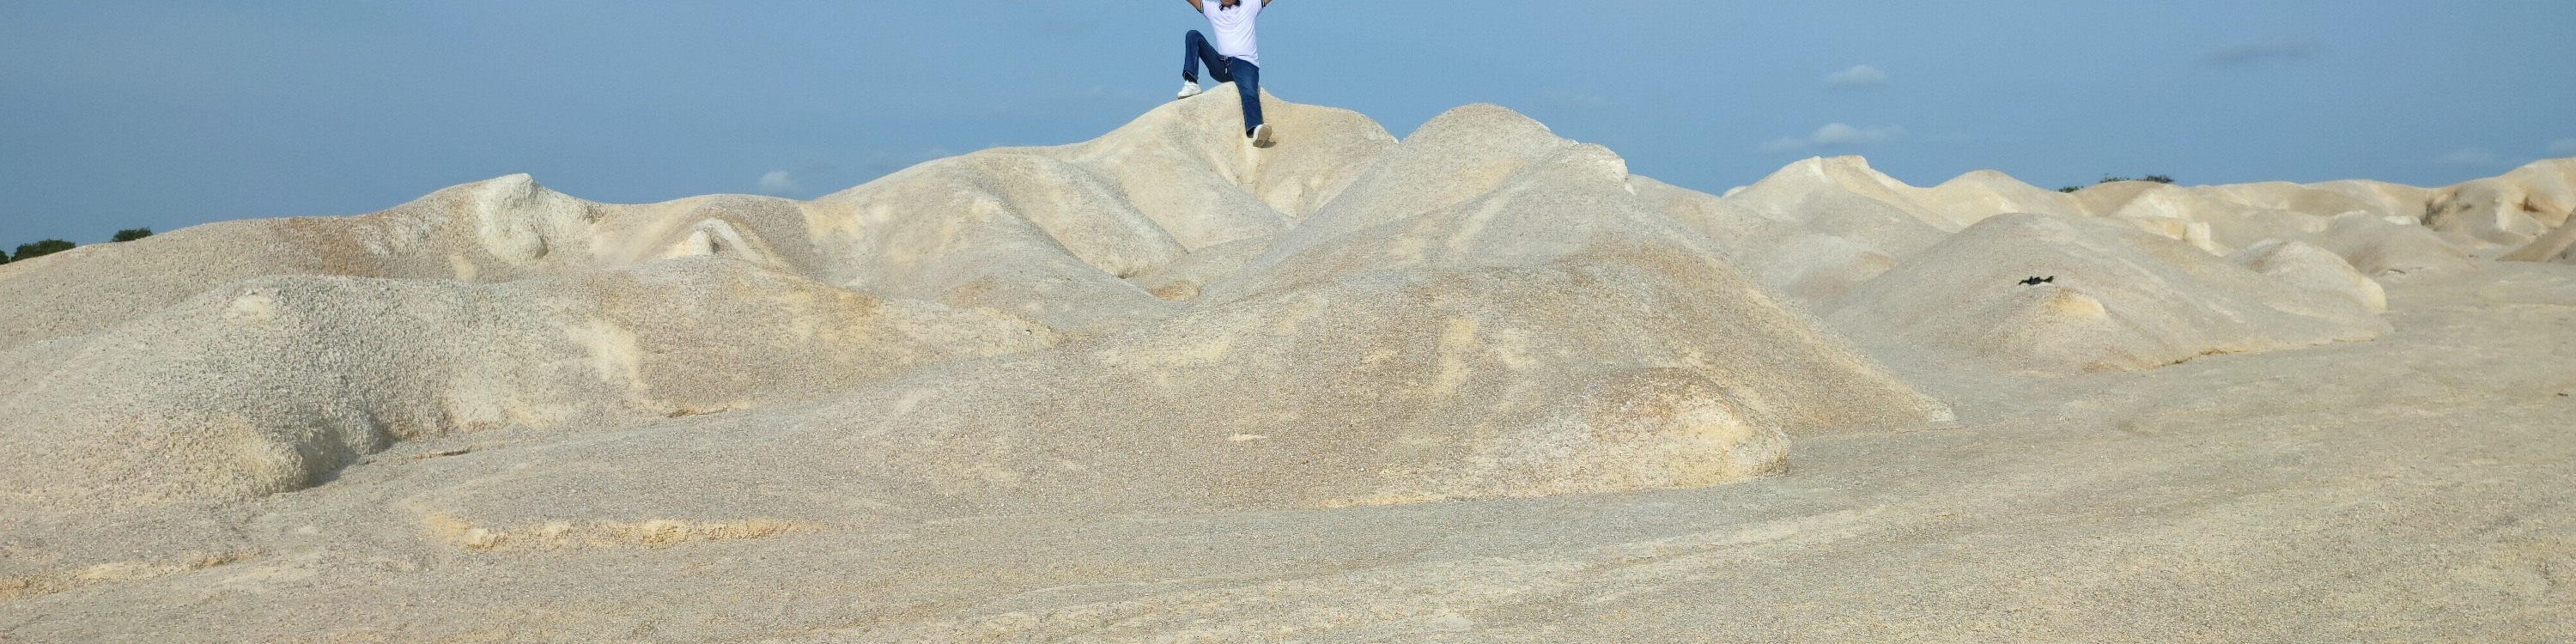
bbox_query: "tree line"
[2058,174,2176,193]
[0,228,153,264]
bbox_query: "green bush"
[2097,174,2176,185]
[112,228,154,242]
[12,240,75,262]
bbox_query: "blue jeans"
[1182,30,1262,136]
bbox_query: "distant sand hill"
[3,92,2573,641]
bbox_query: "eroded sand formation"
[3,91,2572,641]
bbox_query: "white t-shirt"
[1201,1,1261,67]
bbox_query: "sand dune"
[3,93,2572,641]
[2,98,1952,519]
[1827,214,2388,374]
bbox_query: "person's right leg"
[1230,58,1271,147]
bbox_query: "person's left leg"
[1179,31,1232,99]
[1182,30,1231,84]
[1228,58,1267,143]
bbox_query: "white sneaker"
[1250,123,1275,148]
[1176,81,1204,100]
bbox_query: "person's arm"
[1263,0,1273,5]
[1182,0,1203,11]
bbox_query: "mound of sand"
[799,88,1398,333]
[1638,157,1947,307]
[1911,169,2087,227]
[2503,220,2576,264]
[1631,174,1902,307]
[2077,181,2269,252]
[1637,156,2454,313]
[2425,159,2576,246]
[1719,156,1950,247]
[2195,180,2408,222]
[2228,239,2388,313]
[0,176,830,351]
[1827,214,2390,374]
[1642,154,2543,313]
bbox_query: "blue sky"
[3,1,2573,244]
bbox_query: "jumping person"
[1176,0,1276,148]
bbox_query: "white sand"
[2,92,2571,641]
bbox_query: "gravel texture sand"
[3,92,2571,641]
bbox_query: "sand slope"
[0,258,1058,512]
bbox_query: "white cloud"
[1826,64,1887,88]
[2437,149,2500,166]
[2551,139,2576,155]
[756,170,799,195]
[1812,123,1901,145]
[1766,123,1904,152]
